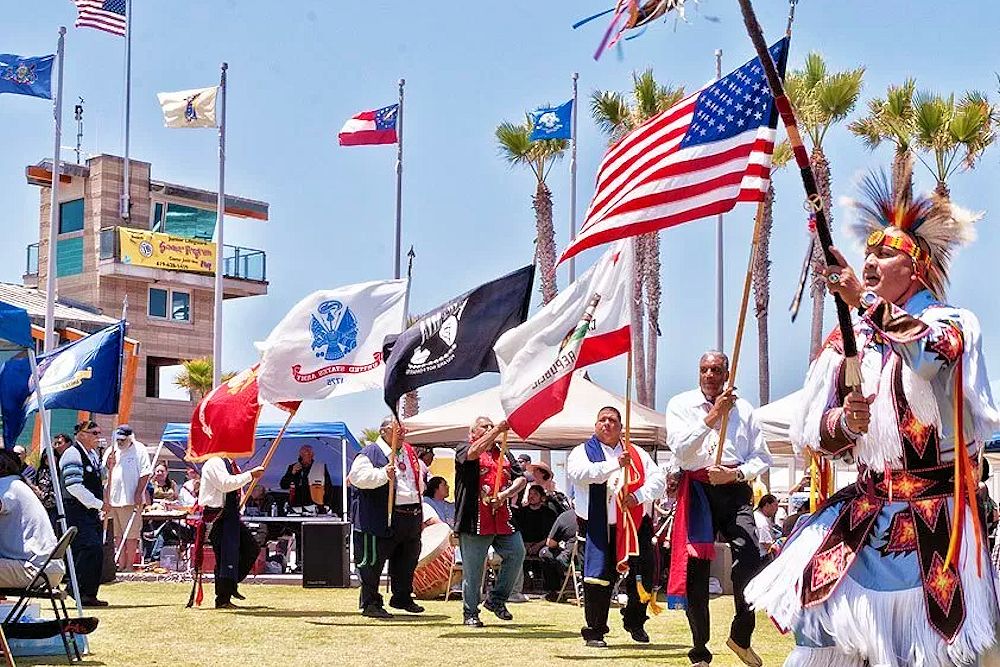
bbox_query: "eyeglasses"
[85,429,102,435]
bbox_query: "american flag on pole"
[559,38,788,263]
[72,0,128,37]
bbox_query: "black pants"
[63,501,102,599]
[354,505,422,611]
[208,517,259,606]
[685,481,762,665]
[539,544,573,591]
[579,516,654,641]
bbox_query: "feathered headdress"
[847,167,980,299]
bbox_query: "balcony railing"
[26,229,266,282]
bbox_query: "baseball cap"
[114,424,134,440]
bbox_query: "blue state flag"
[0,54,54,100]
[529,99,573,141]
[0,321,125,444]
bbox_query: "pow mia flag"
[383,265,535,414]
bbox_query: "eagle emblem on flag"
[311,300,359,361]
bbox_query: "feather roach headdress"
[847,167,980,300]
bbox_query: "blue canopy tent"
[159,421,361,515]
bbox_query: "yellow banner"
[118,228,216,273]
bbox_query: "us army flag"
[156,86,219,128]
[256,280,408,403]
[494,242,632,438]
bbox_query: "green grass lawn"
[12,582,793,666]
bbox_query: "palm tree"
[785,53,864,358]
[849,79,917,199]
[912,90,995,202]
[752,141,793,406]
[495,119,569,305]
[173,357,236,401]
[591,70,686,408]
[360,428,381,445]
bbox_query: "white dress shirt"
[566,439,665,523]
[102,440,152,507]
[198,457,252,509]
[666,389,772,481]
[347,438,421,506]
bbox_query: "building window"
[146,356,189,399]
[56,237,84,277]
[149,201,216,240]
[148,287,191,322]
[171,291,190,321]
[148,288,168,318]
[58,199,84,234]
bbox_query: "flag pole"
[386,424,399,524]
[28,349,86,620]
[714,199,767,465]
[240,407,295,509]
[44,27,66,353]
[120,0,132,219]
[212,63,228,388]
[714,49,724,352]
[491,430,509,515]
[393,78,405,280]
[569,72,579,283]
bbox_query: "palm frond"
[590,90,631,141]
[495,121,533,166]
[771,141,794,170]
[802,52,827,92]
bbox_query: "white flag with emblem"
[156,86,219,128]
[256,279,408,402]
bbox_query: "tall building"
[22,153,268,445]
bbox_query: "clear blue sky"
[4,1,1000,437]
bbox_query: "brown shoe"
[726,638,763,667]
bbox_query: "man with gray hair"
[347,416,424,619]
[666,350,772,667]
[453,416,526,627]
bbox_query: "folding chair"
[554,541,582,606]
[0,623,14,667]
[0,527,84,663]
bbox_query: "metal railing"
[25,230,266,282]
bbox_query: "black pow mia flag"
[383,264,535,413]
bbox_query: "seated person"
[528,462,573,514]
[279,445,334,513]
[150,463,178,503]
[176,467,200,508]
[782,493,811,537]
[0,450,65,588]
[539,507,578,597]
[244,485,272,516]
[512,484,558,557]
[421,476,455,529]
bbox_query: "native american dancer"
[746,171,1000,667]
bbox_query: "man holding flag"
[666,351,771,667]
[567,406,664,648]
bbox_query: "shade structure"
[403,372,666,450]
[159,421,360,489]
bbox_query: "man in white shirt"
[102,424,151,570]
[347,417,425,619]
[666,350,772,667]
[752,494,779,559]
[567,406,665,649]
[195,456,264,608]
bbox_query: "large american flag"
[73,0,127,37]
[559,38,788,263]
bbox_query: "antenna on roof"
[73,98,84,165]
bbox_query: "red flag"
[186,365,299,462]
[615,446,646,572]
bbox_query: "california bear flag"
[494,241,632,438]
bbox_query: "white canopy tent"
[754,389,803,456]
[402,372,666,450]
